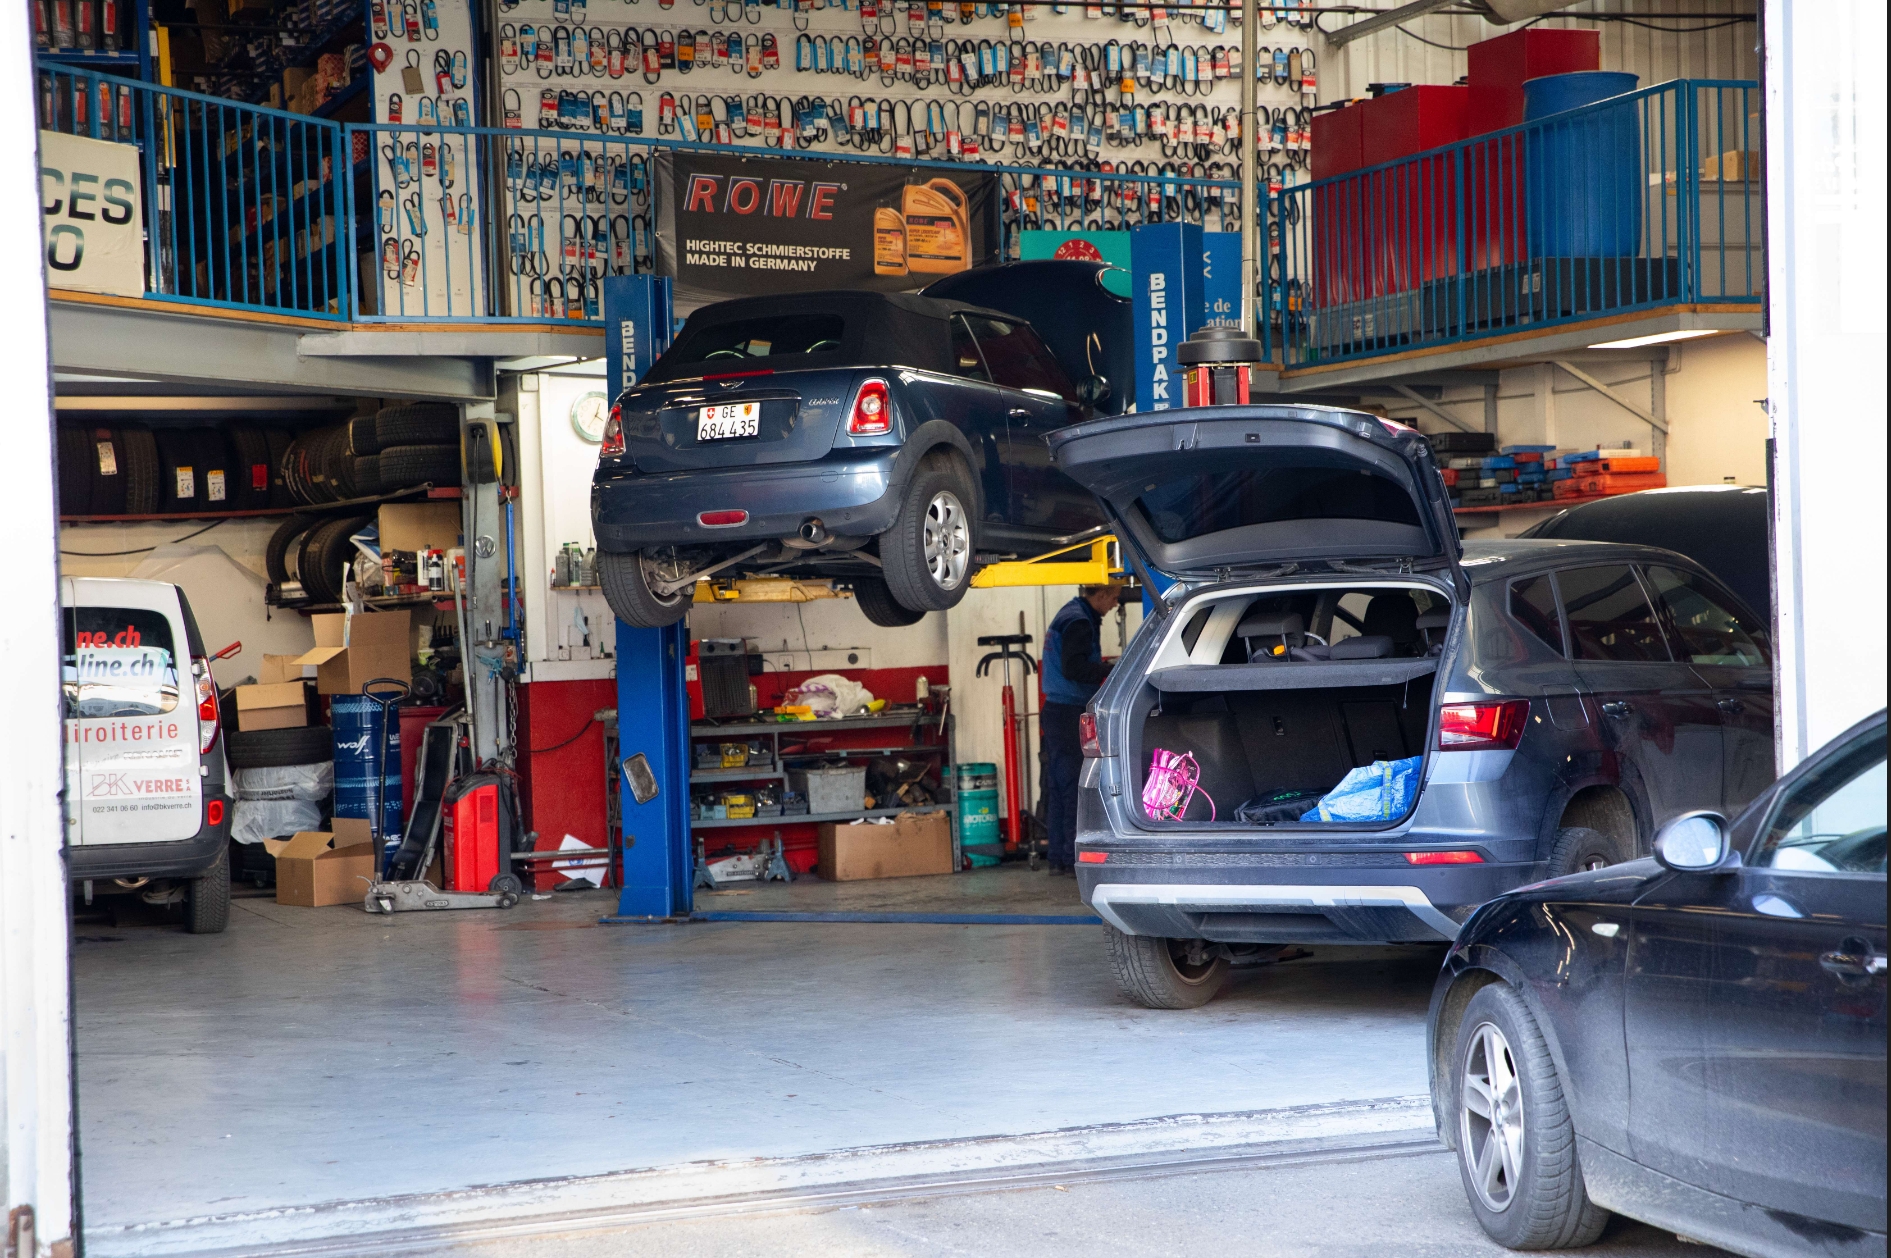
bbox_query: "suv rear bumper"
[593,452,901,552]
[1077,857,1531,944]
[68,792,230,882]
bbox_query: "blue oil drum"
[331,695,403,856]
[1522,71,1641,258]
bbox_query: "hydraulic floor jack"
[975,633,1037,865]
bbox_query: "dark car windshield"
[661,314,846,372]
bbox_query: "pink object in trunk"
[1143,748,1215,823]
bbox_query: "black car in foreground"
[1427,709,1886,1256]
[591,288,1107,628]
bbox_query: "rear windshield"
[63,606,180,718]
[1137,459,1423,545]
[661,314,847,373]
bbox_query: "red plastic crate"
[1311,104,1364,180]
[1359,86,1470,166]
[1465,29,1599,134]
[1556,472,1667,498]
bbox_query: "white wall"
[1765,0,1888,765]
[519,370,618,682]
[1324,0,1759,105]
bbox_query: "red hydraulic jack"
[975,634,1037,856]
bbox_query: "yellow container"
[720,792,756,820]
[902,179,969,274]
[873,206,908,276]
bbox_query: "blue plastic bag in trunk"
[1301,756,1422,823]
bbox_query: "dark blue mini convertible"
[590,283,1112,627]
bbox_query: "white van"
[62,577,232,933]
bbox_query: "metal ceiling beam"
[1390,383,1478,433]
[1324,0,1461,48]
[1552,361,1668,434]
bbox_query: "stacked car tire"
[370,403,463,491]
[55,423,287,516]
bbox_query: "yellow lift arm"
[971,534,1125,588]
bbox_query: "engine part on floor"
[975,633,1037,855]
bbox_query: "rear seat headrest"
[1237,611,1305,639]
[1415,609,1449,629]
[1330,634,1394,660]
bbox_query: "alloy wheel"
[922,489,969,591]
[1460,1020,1525,1212]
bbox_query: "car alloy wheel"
[922,489,969,591]
[1460,1019,1525,1213]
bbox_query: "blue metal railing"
[1274,79,1761,365]
[39,67,350,320]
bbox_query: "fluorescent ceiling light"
[1587,329,1725,351]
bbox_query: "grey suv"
[1050,405,1773,1008]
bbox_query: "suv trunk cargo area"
[1126,583,1449,828]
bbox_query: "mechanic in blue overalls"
[1040,583,1126,875]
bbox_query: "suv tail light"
[847,378,891,435]
[1405,849,1484,865]
[1078,711,1100,757]
[1437,700,1529,752]
[600,402,625,458]
[195,662,220,754]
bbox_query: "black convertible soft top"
[643,289,1023,383]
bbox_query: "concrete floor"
[436,1144,1728,1258]
[73,867,1457,1253]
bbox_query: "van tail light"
[1404,849,1483,865]
[1437,700,1529,752]
[206,799,225,828]
[600,402,625,458]
[1078,711,1100,757]
[847,378,891,435]
[195,663,220,754]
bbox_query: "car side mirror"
[1653,812,1739,872]
[1076,375,1110,408]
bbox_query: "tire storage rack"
[56,401,476,610]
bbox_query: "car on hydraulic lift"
[1049,404,1775,1008]
[62,576,233,933]
[590,288,1109,629]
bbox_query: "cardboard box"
[1701,149,1761,182]
[818,812,953,882]
[295,610,412,695]
[272,825,376,907]
[234,681,311,731]
[378,502,462,555]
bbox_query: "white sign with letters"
[40,129,144,296]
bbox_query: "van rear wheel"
[186,848,230,935]
[598,549,692,628]
[1105,925,1229,1009]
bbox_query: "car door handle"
[1717,698,1745,714]
[1008,408,1031,418]
[1600,701,1633,718]
[1819,938,1888,980]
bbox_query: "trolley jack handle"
[974,634,1037,683]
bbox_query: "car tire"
[262,426,295,508]
[299,515,373,605]
[1104,925,1229,1009]
[353,454,383,498]
[1451,983,1610,1250]
[85,427,128,515]
[349,413,381,456]
[265,514,320,588]
[58,426,92,515]
[194,426,235,511]
[879,455,976,613]
[226,726,334,768]
[378,443,462,489]
[598,549,692,629]
[185,847,231,935]
[225,424,273,511]
[1546,826,1629,879]
[374,403,460,446]
[853,577,927,627]
[118,425,162,514]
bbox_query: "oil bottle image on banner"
[874,179,970,278]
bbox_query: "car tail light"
[1078,711,1100,757]
[1405,849,1484,865]
[1437,700,1529,752]
[600,402,625,458]
[195,662,219,754]
[698,509,748,527]
[1077,851,1108,864]
[847,378,891,435]
[206,799,225,828]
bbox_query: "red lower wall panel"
[516,677,618,890]
[516,666,950,886]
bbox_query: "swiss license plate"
[697,402,760,441]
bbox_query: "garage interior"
[14,0,1881,1252]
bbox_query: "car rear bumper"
[592,452,901,552]
[1077,857,1532,944]
[68,792,230,882]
